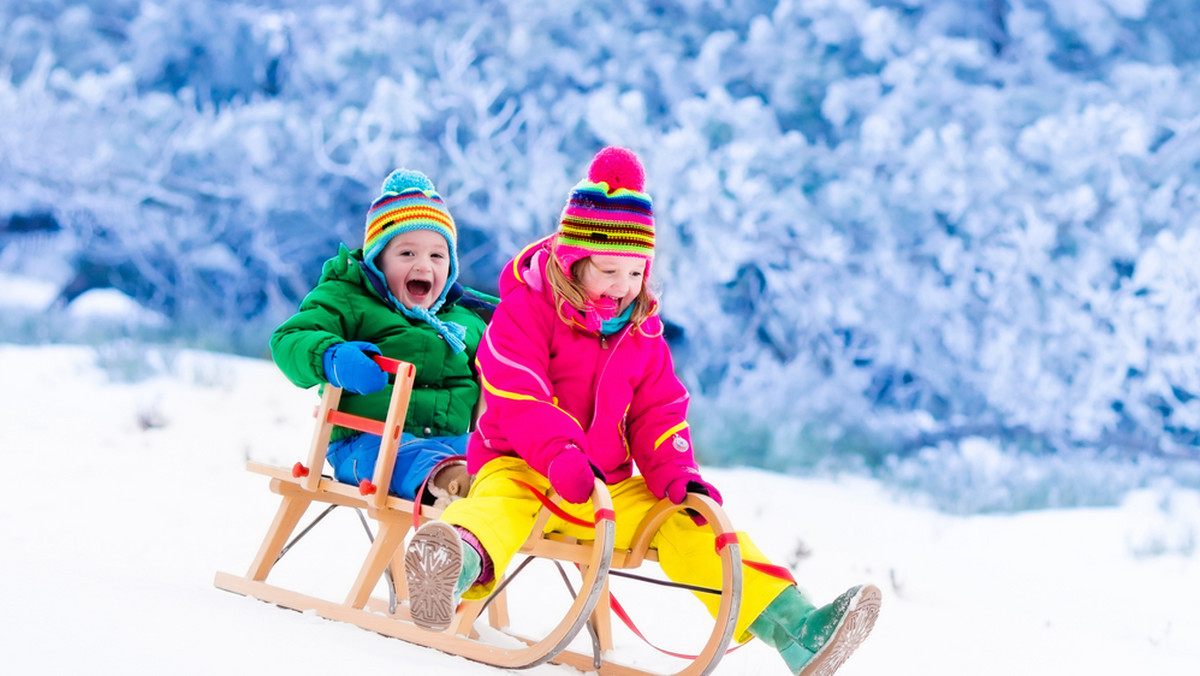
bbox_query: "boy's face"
[377,229,450,310]
[577,254,645,316]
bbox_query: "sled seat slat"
[244,463,446,517]
[536,533,660,567]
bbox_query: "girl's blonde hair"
[544,242,658,332]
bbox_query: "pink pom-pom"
[587,146,645,193]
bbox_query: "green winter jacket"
[270,245,493,442]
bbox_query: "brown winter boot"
[404,521,482,631]
[426,460,472,508]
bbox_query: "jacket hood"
[321,244,466,312]
[498,235,554,301]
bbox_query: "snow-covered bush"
[881,437,1200,513]
[3,0,1200,492]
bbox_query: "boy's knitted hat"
[554,146,655,277]
[363,169,458,313]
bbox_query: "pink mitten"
[546,449,598,504]
[664,475,724,506]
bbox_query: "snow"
[2,343,1198,675]
[0,271,58,311]
[63,287,168,328]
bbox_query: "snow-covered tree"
[3,0,1200,476]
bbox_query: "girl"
[404,147,880,675]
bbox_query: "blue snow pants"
[326,432,466,500]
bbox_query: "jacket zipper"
[589,326,629,432]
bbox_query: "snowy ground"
[2,343,1197,675]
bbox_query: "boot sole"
[799,584,882,676]
[404,521,463,631]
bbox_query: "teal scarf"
[600,303,635,335]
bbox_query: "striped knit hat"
[555,146,654,277]
[362,169,458,313]
[361,169,467,352]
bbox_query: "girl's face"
[376,229,450,309]
[577,254,645,315]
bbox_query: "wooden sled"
[214,356,744,676]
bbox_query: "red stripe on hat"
[366,206,456,241]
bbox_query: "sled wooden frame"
[214,355,744,676]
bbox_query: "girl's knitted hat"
[362,169,467,352]
[362,169,459,312]
[554,146,655,277]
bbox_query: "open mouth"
[406,279,432,297]
[593,295,620,316]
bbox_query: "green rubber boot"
[456,540,482,594]
[749,584,882,676]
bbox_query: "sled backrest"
[299,355,416,511]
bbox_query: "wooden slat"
[369,361,415,511]
[245,462,445,519]
[302,385,342,492]
[325,409,386,437]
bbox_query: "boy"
[270,169,494,503]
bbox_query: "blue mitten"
[546,447,602,505]
[322,341,388,394]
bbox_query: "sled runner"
[214,355,744,676]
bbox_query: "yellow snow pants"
[439,456,792,642]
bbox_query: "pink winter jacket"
[467,236,703,500]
